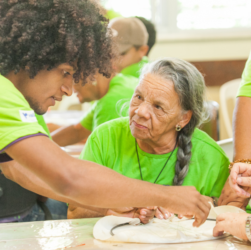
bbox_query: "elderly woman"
[68,58,229,222]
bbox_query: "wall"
[149,36,251,140]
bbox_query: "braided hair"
[140,58,206,186]
[0,0,114,83]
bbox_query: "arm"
[0,160,106,214]
[5,136,210,226]
[51,123,91,146]
[233,96,251,160]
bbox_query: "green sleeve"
[237,52,251,97]
[35,114,51,139]
[79,132,104,166]
[80,102,97,131]
[209,157,230,198]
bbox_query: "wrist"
[245,215,251,242]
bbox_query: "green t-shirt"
[80,74,139,131]
[80,117,229,198]
[237,52,251,97]
[105,9,122,20]
[121,57,149,79]
[0,75,47,154]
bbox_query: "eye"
[136,95,141,99]
[155,105,162,110]
[63,70,71,77]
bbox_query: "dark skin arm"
[2,136,210,227]
[218,97,251,208]
[51,123,91,146]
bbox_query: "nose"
[61,79,73,96]
[137,102,151,120]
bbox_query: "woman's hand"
[106,207,156,224]
[230,163,251,197]
[218,177,249,210]
[155,207,173,220]
[213,213,249,240]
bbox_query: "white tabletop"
[0,218,251,250]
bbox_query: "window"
[101,0,251,39]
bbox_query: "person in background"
[52,17,149,146]
[67,58,229,222]
[213,162,251,241]
[121,16,157,78]
[0,1,211,226]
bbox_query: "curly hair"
[0,0,114,83]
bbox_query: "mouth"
[132,121,148,129]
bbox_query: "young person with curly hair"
[0,0,210,226]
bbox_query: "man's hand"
[218,177,249,210]
[213,213,249,240]
[166,186,211,227]
[230,163,251,197]
[106,207,156,224]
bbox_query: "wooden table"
[0,218,251,250]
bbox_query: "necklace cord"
[135,136,178,184]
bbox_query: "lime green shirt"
[80,117,230,198]
[105,9,122,20]
[80,74,138,131]
[0,75,47,154]
[121,57,149,79]
[237,52,251,97]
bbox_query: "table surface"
[0,218,251,250]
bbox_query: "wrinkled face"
[18,63,76,115]
[129,73,184,143]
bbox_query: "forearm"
[51,124,90,146]
[67,205,105,219]
[5,137,172,208]
[233,97,251,160]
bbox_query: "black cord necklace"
[135,138,178,184]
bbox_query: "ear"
[179,110,193,128]
[138,45,149,57]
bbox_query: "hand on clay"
[230,163,251,197]
[106,207,156,224]
[155,207,173,220]
[213,212,249,240]
[165,186,211,227]
[218,177,249,210]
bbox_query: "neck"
[136,133,178,155]
[5,71,26,91]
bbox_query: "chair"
[199,101,219,141]
[219,79,242,138]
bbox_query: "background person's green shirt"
[80,74,138,131]
[237,51,251,97]
[121,57,149,79]
[80,117,229,199]
[0,75,48,157]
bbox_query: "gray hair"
[140,58,206,186]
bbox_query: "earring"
[176,125,182,131]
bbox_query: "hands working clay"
[213,163,251,241]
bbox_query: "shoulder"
[109,74,139,89]
[191,128,228,159]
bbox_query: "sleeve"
[79,102,97,131]
[237,52,251,97]
[0,91,47,153]
[79,131,105,166]
[209,156,230,198]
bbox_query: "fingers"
[138,208,156,224]
[237,176,251,188]
[158,207,173,220]
[193,195,211,227]
[213,222,225,237]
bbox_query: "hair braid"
[173,128,192,186]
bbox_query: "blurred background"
[48,0,251,141]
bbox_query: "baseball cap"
[108,17,149,54]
